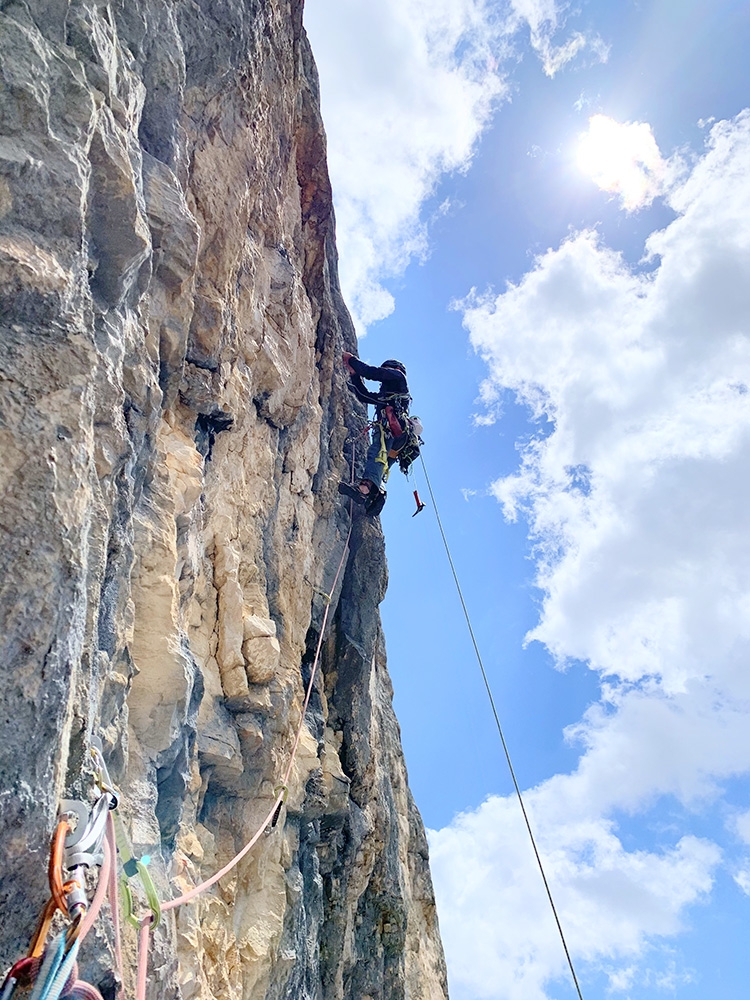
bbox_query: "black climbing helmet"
[381,359,406,375]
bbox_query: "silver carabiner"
[60,795,110,869]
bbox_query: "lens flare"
[577,114,666,211]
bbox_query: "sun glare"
[577,114,666,211]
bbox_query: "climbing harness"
[417,454,586,1000]
[379,405,422,478]
[372,406,424,485]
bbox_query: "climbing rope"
[0,746,123,1000]
[131,443,359,999]
[418,454,586,1000]
[1,443,358,1000]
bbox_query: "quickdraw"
[112,812,161,931]
[0,742,121,1000]
[270,784,289,829]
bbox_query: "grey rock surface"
[0,1,448,998]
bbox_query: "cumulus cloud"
[431,797,718,1000]
[577,114,673,210]
[430,111,750,998]
[304,0,605,332]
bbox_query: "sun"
[576,114,667,211]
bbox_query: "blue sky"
[304,2,750,998]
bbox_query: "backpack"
[395,415,423,475]
[378,392,423,475]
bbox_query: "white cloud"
[507,0,609,77]
[304,0,606,332]
[430,111,750,998]
[733,868,750,895]
[430,793,718,1000]
[733,809,750,844]
[577,115,672,210]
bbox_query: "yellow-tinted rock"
[242,634,280,684]
[0,4,448,999]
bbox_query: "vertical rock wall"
[0,1,448,998]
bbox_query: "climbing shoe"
[364,487,386,517]
[338,481,367,505]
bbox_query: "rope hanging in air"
[418,454,586,1000]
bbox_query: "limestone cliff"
[0,2,448,998]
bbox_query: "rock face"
[0,2,448,998]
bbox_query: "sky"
[303,2,750,998]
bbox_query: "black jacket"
[347,358,409,417]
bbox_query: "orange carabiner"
[48,819,71,913]
[27,818,73,957]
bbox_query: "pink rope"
[160,792,284,913]
[66,982,105,1000]
[136,920,150,1000]
[42,445,362,1000]
[78,830,112,942]
[133,447,358,998]
[161,509,353,912]
[280,544,347,791]
[74,815,123,996]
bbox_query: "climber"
[338,353,419,516]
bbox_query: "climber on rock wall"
[338,353,415,516]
